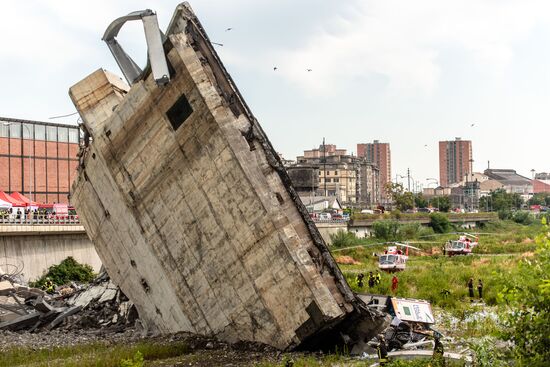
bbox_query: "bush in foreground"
[31,256,95,287]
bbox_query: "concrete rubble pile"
[69,2,386,351]
[0,273,138,333]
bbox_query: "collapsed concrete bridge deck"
[69,2,382,350]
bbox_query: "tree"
[396,191,415,211]
[385,182,404,202]
[437,196,451,212]
[414,193,428,208]
[479,189,524,212]
[501,229,550,365]
[385,182,414,211]
[528,193,550,206]
[372,220,400,241]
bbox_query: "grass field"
[4,220,541,366]
[0,341,189,367]
[335,220,541,312]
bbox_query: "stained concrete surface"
[69,2,378,350]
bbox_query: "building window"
[166,94,193,131]
[35,124,46,140]
[22,123,33,139]
[58,127,69,143]
[334,171,338,175]
[0,123,8,138]
[46,126,57,142]
[9,122,21,138]
[326,178,331,183]
[334,178,339,183]
[68,128,79,143]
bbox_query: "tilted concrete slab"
[69,2,379,350]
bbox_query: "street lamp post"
[3,122,33,202]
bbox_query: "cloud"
[275,0,550,96]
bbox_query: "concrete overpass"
[0,224,101,281]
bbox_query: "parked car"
[319,213,331,220]
[417,208,433,213]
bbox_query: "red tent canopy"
[10,192,39,207]
[0,191,26,207]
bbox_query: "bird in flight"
[212,42,223,47]
[471,123,475,127]
[424,144,428,147]
[273,66,278,71]
[306,68,312,72]
[225,27,233,31]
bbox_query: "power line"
[48,111,79,120]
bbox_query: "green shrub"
[498,209,512,220]
[372,220,400,241]
[329,229,358,248]
[120,351,144,367]
[500,230,550,365]
[429,213,451,233]
[399,222,422,240]
[511,211,532,225]
[30,256,95,287]
[390,210,402,220]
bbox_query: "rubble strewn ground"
[0,270,138,334]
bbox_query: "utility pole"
[323,137,327,197]
[469,158,474,211]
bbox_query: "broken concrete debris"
[0,273,137,333]
[69,2,384,350]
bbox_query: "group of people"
[356,271,400,293]
[467,278,483,301]
[356,271,381,288]
[0,208,58,221]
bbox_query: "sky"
[1,0,549,188]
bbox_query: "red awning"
[10,192,39,207]
[0,191,26,207]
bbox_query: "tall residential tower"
[357,140,391,201]
[439,137,473,187]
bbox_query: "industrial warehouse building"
[0,117,80,204]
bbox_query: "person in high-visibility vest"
[376,334,389,366]
[43,278,55,294]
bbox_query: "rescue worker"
[467,278,474,302]
[391,275,399,293]
[368,272,375,288]
[356,273,365,288]
[432,331,445,366]
[43,278,55,294]
[376,334,389,366]
[440,289,451,298]
[375,271,381,285]
[477,279,483,299]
